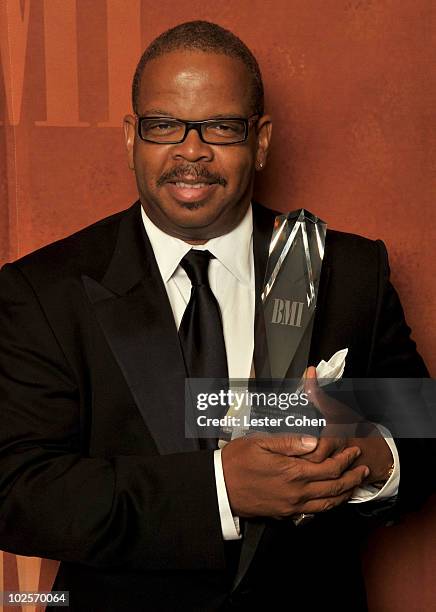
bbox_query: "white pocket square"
[315,348,348,386]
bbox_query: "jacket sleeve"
[369,240,429,378]
[0,263,225,571]
[356,240,435,521]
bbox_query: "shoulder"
[4,202,139,285]
[324,229,388,285]
[253,201,388,269]
[325,228,386,259]
[325,227,383,251]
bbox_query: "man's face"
[124,51,272,242]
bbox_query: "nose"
[171,126,214,162]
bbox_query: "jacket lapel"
[252,202,276,377]
[231,203,275,591]
[82,201,197,455]
[308,263,331,365]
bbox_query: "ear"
[255,114,272,171]
[123,114,136,170]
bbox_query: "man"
[0,21,432,611]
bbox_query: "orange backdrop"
[1,1,435,611]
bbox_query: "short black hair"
[132,20,264,117]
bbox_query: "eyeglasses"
[136,114,259,145]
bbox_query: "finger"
[305,365,317,380]
[304,365,327,411]
[302,436,347,463]
[294,446,362,481]
[256,433,318,456]
[303,465,370,501]
[304,369,356,425]
[304,365,318,400]
[295,489,357,515]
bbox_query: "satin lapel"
[82,202,197,455]
[252,202,276,377]
[231,203,275,592]
[308,247,331,365]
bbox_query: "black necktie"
[179,250,228,450]
[179,250,228,380]
[179,250,241,570]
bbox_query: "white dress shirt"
[141,204,399,541]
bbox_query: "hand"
[221,433,369,518]
[303,366,394,485]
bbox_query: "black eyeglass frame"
[136,114,260,145]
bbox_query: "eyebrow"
[141,108,174,116]
[140,109,246,120]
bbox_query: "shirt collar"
[141,205,253,285]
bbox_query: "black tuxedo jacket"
[0,201,432,611]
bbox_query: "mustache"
[156,164,227,187]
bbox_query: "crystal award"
[221,209,327,441]
[258,209,327,380]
